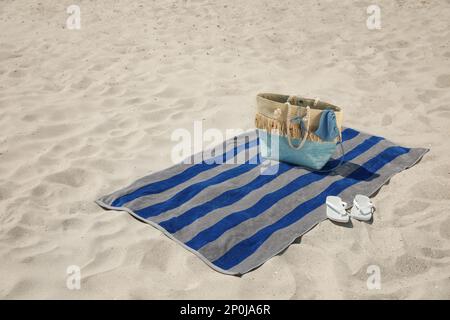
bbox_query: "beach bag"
[255,93,344,170]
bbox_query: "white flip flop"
[350,195,374,221]
[326,196,349,223]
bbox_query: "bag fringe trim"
[255,113,325,142]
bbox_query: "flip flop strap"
[354,201,373,214]
[327,202,347,215]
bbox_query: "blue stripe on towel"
[212,146,410,270]
[137,154,261,218]
[159,128,360,234]
[159,162,293,233]
[185,135,383,250]
[340,128,359,142]
[111,138,258,207]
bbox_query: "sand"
[0,0,449,299]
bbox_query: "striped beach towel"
[96,128,428,275]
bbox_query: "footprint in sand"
[62,217,85,231]
[435,74,450,88]
[439,218,450,240]
[5,279,35,299]
[139,239,173,272]
[431,163,450,178]
[124,98,143,106]
[8,69,26,78]
[83,247,126,277]
[394,199,430,216]
[4,225,39,247]
[101,86,124,96]
[71,77,93,90]
[381,114,393,126]
[394,254,430,276]
[31,123,77,140]
[30,183,50,197]
[0,184,13,201]
[409,179,450,201]
[22,114,40,122]
[421,247,450,260]
[416,89,441,103]
[45,168,89,188]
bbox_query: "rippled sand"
[0,0,449,299]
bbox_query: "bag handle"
[285,95,345,172]
[285,95,310,150]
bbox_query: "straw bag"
[255,93,344,170]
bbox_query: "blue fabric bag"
[258,131,339,170]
